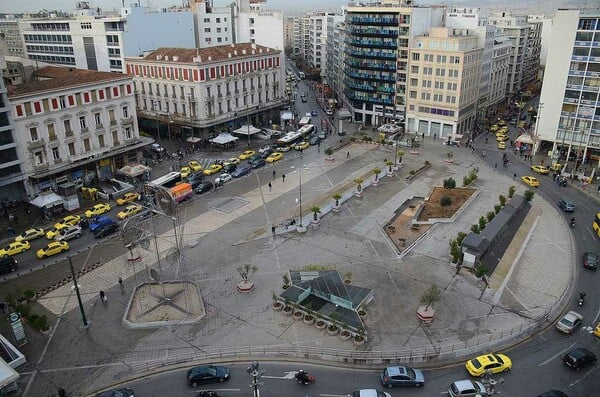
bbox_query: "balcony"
[347,28,398,38]
[95,123,104,131]
[121,117,133,125]
[48,134,58,142]
[27,139,45,151]
[347,17,398,26]
[34,163,50,172]
[110,119,118,126]
[344,49,396,60]
[81,127,89,133]
[65,129,74,137]
[345,38,397,49]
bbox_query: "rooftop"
[133,43,278,64]
[8,66,131,98]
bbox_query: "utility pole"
[246,362,264,397]
[68,256,89,328]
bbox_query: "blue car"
[380,366,425,388]
[89,216,115,232]
[231,165,252,178]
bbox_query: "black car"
[562,348,597,371]
[582,252,598,270]
[250,159,266,169]
[537,391,568,397]
[0,257,18,275]
[97,388,135,397]
[558,199,575,212]
[222,163,237,173]
[260,148,274,158]
[93,223,119,238]
[248,154,262,164]
[230,165,251,178]
[194,182,213,194]
[187,365,230,387]
[309,135,320,145]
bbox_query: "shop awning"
[233,125,261,136]
[516,134,534,144]
[118,163,150,177]
[210,133,239,145]
[338,109,352,119]
[29,191,64,208]
[186,137,202,144]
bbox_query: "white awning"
[516,134,534,144]
[186,137,202,143]
[338,109,352,119]
[233,125,261,136]
[210,133,239,144]
[118,163,150,177]
[29,192,64,208]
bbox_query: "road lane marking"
[262,371,297,380]
[320,394,349,397]
[569,363,600,387]
[538,342,576,366]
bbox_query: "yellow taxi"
[294,141,309,151]
[266,152,283,163]
[203,164,223,176]
[465,353,512,377]
[0,241,31,258]
[188,160,203,171]
[490,125,499,132]
[14,228,45,242]
[117,204,143,220]
[116,192,140,206]
[180,166,192,178]
[46,223,70,239]
[499,127,509,134]
[497,141,506,150]
[36,241,69,259]
[517,120,526,128]
[223,158,240,167]
[498,120,507,126]
[530,165,549,175]
[85,203,111,218]
[521,176,540,187]
[496,134,509,142]
[594,323,600,338]
[239,150,256,160]
[57,215,81,227]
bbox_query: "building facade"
[343,2,445,125]
[126,43,286,137]
[406,27,483,138]
[325,15,345,96]
[7,66,148,196]
[0,19,25,57]
[535,10,600,167]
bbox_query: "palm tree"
[332,192,342,207]
[310,205,321,221]
[354,177,364,192]
[396,149,405,164]
[385,160,394,173]
[372,167,382,181]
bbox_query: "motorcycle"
[295,371,316,385]
[578,292,585,306]
[196,392,219,397]
[570,218,576,228]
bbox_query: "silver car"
[55,225,82,241]
[556,310,583,334]
[448,380,489,397]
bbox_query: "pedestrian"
[485,137,488,144]
[268,182,272,191]
[482,150,486,158]
[494,163,497,169]
[471,146,475,153]
[118,277,123,287]
[433,133,437,140]
[282,174,286,182]
[422,132,425,140]
[271,225,276,236]
[99,290,107,302]
[346,151,350,159]
[513,173,517,179]
[272,169,276,179]
[58,387,67,397]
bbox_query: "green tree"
[420,285,441,310]
[524,189,535,201]
[236,264,258,282]
[372,167,382,180]
[332,193,342,207]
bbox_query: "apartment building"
[126,43,286,135]
[406,27,483,138]
[488,12,542,98]
[308,13,332,74]
[343,1,445,125]
[325,16,346,96]
[293,16,310,59]
[284,17,294,51]
[535,10,600,165]
[0,48,25,201]
[0,19,25,57]
[7,66,147,196]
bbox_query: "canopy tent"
[233,125,261,136]
[516,134,534,144]
[186,137,202,144]
[118,163,150,177]
[29,191,63,208]
[210,133,239,145]
[338,108,352,119]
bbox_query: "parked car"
[558,200,575,212]
[259,148,274,158]
[309,135,320,145]
[250,159,266,169]
[448,380,489,397]
[231,165,252,178]
[258,145,271,155]
[0,241,31,258]
[351,389,391,397]
[582,252,598,270]
[55,225,83,241]
[380,366,425,388]
[36,241,69,258]
[85,203,112,218]
[222,163,237,173]
[274,144,291,152]
[46,223,70,239]
[150,143,165,153]
[186,365,230,387]
[97,388,135,397]
[117,204,144,220]
[194,182,214,194]
[56,215,82,228]
[562,348,597,371]
[203,164,223,176]
[89,216,115,233]
[187,173,205,189]
[556,310,583,334]
[94,223,119,238]
[116,192,140,206]
[14,228,45,242]
[0,257,18,275]
[215,173,232,184]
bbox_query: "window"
[68,142,76,156]
[436,55,447,63]
[423,67,433,75]
[108,109,115,122]
[112,131,119,144]
[59,95,66,108]
[94,112,102,126]
[249,18,255,24]
[204,28,211,33]
[435,68,446,77]
[47,123,56,140]
[411,66,419,74]
[421,92,431,100]
[412,53,420,61]
[83,138,90,152]
[449,69,459,78]
[203,18,210,23]
[52,147,60,160]
[122,106,129,118]
[98,134,105,147]
[217,27,221,33]
[217,37,222,43]
[410,78,418,86]
[435,81,444,89]
[124,127,132,140]
[80,22,92,29]
[409,91,417,99]
[425,54,434,62]
[450,56,460,64]
[79,116,87,129]
[28,127,39,141]
[34,151,44,165]
[63,119,72,134]
[421,80,431,88]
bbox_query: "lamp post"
[152,100,160,141]
[68,256,89,328]
[532,102,543,156]
[291,165,307,231]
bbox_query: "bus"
[593,212,600,238]
[146,171,182,189]
[298,124,315,138]
[277,131,303,146]
[299,116,312,127]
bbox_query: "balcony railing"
[121,117,133,125]
[80,127,89,133]
[110,119,118,126]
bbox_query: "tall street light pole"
[68,256,89,329]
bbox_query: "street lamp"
[291,165,308,230]
[68,256,89,329]
[152,100,160,141]
[532,102,543,156]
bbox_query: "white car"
[258,145,271,155]
[351,390,391,397]
[448,380,489,397]
[215,173,232,185]
[556,310,583,334]
[55,225,83,242]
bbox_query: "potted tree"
[310,205,321,225]
[282,273,290,290]
[445,151,454,164]
[353,330,366,346]
[358,308,367,319]
[315,315,327,330]
[272,293,283,311]
[354,177,364,198]
[332,193,342,212]
[343,271,353,285]
[324,147,334,161]
[282,300,293,316]
[372,167,382,186]
[417,285,441,324]
[339,323,352,340]
[396,149,405,167]
[236,264,258,293]
[385,160,394,177]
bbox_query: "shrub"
[350,137,356,142]
[450,239,461,263]
[478,216,487,230]
[486,211,496,222]
[508,185,516,198]
[409,170,416,175]
[424,160,431,166]
[440,195,452,207]
[456,231,467,245]
[463,175,471,186]
[499,195,507,206]
[324,148,334,156]
[471,224,480,234]
[420,285,441,310]
[494,204,502,214]
[524,189,535,201]
[362,135,372,142]
[23,289,35,300]
[443,177,456,189]
[378,138,386,144]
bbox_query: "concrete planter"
[293,310,304,321]
[354,191,363,198]
[339,330,352,340]
[387,171,394,177]
[327,325,339,336]
[353,335,366,346]
[315,320,327,330]
[372,179,380,187]
[272,301,283,311]
[311,218,320,226]
[333,205,341,213]
[282,306,293,316]
[236,281,254,293]
[416,306,435,324]
[303,315,315,325]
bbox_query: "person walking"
[282,174,286,183]
[58,387,67,397]
[99,290,107,302]
[346,151,350,159]
[268,182,272,191]
[272,169,276,179]
[118,277,123,287]
[271,225,276,236]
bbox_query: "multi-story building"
[126,43,286,136]
[0,44,25,200]
[535,9,600,165]
[7,66,148,196]
[0,19,25,57]
[325,15,345,98]
[488,12,542,98]
[343,1,445,125]
[283,17,294,52]
[292,16,310,59]
[308,13,332,74]
[488,35,512,116]
[406,27,483,138]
